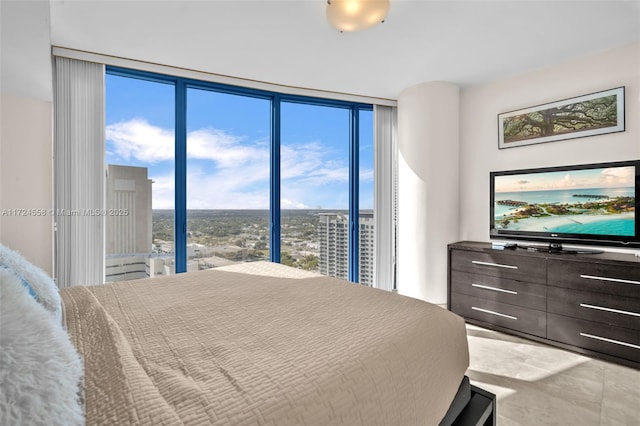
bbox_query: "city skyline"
[105,204,375,283]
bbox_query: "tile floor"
[465,325,640,426]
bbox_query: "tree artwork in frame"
[498,87,625,149]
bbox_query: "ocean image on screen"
[494,166,635,237]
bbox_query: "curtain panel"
[373,105,398,292]
[53,57,105,287]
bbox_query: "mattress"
[61,263,469,425]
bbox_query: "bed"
[1,246,494,425]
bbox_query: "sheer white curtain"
[373,105,398,291]
[53,57,105,287]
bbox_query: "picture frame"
[498,87,625,149]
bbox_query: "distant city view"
[105,162,374,285]
[106,208,374,285]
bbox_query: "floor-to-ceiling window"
[280,102,350,275]
[186,88,271,271]
[105,67,374,284]
[105,73,175,282]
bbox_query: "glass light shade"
[326,0,390,32]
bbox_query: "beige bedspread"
[61,265,469,425]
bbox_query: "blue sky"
[495,167,635,193]
[105,74,373,210]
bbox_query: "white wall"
[0,95,53,275]
[396,43,639,304]
[459,43,640,249]
[397,82,459,303]
[1,1,54,102]
[0,1,54,274]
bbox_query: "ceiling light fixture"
[326,0,390,32]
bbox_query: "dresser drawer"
[450,249,546,284]
[547,313,640,363]
[451,292,546,338]
[451,270,546,310]
[548,259,640,297]
[547,286,640,330]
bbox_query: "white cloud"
[281,198,312,209]
[147,173,175,210]
[552,167,634,190]
[107,119,270,166]
[185,164,270,209]
[187,128,269,167]
[297,166,349,185]
[557,174,577,188]
[148,168,271,210]
[281,143,350,187]
[359,167,373,182]
[107,119,360,209]
[600,166,634,186]
[107,118,174,163]
[280,142,324,180]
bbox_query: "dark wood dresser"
[448,241,640,368]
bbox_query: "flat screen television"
[490,160,640,253]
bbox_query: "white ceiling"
[44,0,640,100]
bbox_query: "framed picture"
[498,87,625,149]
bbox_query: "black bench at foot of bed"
[439,376,496,426]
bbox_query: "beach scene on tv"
[494,166,636,237]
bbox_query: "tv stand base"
[448,241,640,368]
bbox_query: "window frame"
[106,66,372,282]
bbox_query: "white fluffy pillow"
[0,243,61,322]
[0,268,83,426]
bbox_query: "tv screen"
[490,160,640,249]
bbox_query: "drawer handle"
[471,306,517,320]
[471,260,518,270]
[580,274,640,286]
[472,283,518,295]
[580,303,640,318]
[579,333,640,350]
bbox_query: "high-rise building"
[318,213,349,280]
[318,212,374,285]
[358,212,375,286]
